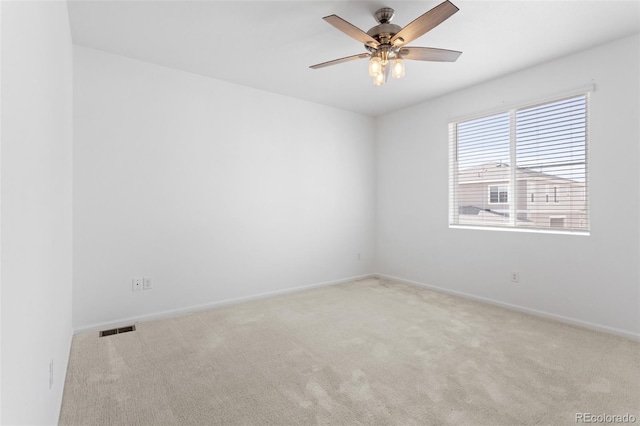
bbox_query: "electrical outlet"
[49,360,54,389]
[511,272,520,283]
[143,277,152,290]
[132,278,142,291]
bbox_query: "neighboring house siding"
[525,177,587,229]
[456,163,586,229]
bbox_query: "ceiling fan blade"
[390,0,459,47]
[309,53,370,69]
[400,47,462,62]
[323,15,380,48]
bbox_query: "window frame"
[448,86,592,236]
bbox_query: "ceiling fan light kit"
[310,0,462,87]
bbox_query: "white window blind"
[449,94,589,233]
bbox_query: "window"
[549,217,566,228]
[449,93,589,233]
[489,185,508,204]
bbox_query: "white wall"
[376,34,640,338]
[1,1,74,424]
[73,46,375,330]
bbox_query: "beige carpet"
[59,278,640,425]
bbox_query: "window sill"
[449,224,590,236]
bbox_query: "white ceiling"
[67,0,640,117]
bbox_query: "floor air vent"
[99,325,136,337]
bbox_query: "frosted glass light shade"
[392,58,405,79]
[369,57,382,77]
[373,71,385,86]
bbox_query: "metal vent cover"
[99,325,136,337]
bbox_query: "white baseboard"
[75,272,639,341]
[376,273,640,341]
[73,273,376,334]
[55,331,74,423]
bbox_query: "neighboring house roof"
[458,205,533,227]
[458,162,509,184]
[459,205,508,217]
[458,162,583,185]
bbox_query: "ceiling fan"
[310,0,462,86]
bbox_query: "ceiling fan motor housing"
[365,23,401,52]
[365,8,401,52]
